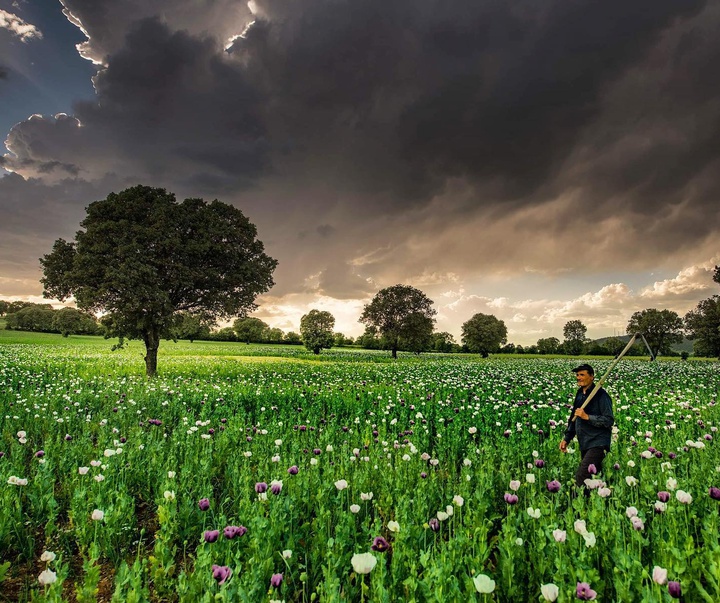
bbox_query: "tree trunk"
[143,329,160,378]
[392,347,397,359]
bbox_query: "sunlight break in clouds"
[0,9,43,42]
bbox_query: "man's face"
[575,370,593,389]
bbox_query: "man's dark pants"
[575,447,607,489]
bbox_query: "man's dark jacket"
[563,383,614,451]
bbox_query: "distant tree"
[515,344,525,354]
[0,301,9,316]
[536,337,560,355]
[398,312,434,354]
[499,342,516,354]
[5,304,56,332]
[431,332,456,353]
[40,186,277,377]
[714,265,720,285]
[563,320,587,355]
[284,331,302,344]
[358,325,381,349]
[333,332,351,347]
[7,301,33,314]
[627,308,683,359]
[360,285,436,359]
[525,344,539,355]
[461,313,507,358]
[52,307,99,337]
[602,337,625,357]
[300,309,335,354]
[685,297,720,358]
[233,317,269,344]
[213,327,238,341]
[173,312,211,342]
[263,327,284,343]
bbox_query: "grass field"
[0,330,719,602]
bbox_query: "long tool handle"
[571,333,638,422]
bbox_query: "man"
[559,364,614,489]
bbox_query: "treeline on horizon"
[0,298,706,359]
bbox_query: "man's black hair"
[572,364,594,376]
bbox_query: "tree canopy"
[41,185,277,376]
[300,309,335,354]
[359,285,436,358]
[461,313,507,357]
[685,296,720,358]
[626,308,683,359]
[233,317,269,344]
[563,320,587,355]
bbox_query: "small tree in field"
[360,285,436,358]
[461,313,507,357]
[234,317,269,344]
[626,308,683,359]
[536,337,560,355]
[41,185,277,377]
[563,320,587,355]
[300,309,335,354]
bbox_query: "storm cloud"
[1,0,719,341]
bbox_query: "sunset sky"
[1,0,718,345]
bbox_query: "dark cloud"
[2,0,720,306]
[0,65,7,79]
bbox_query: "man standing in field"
[559,364,614,489]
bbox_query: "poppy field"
[1,340,719,602]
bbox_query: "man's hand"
[559,440,568,453]
[574,408,589,421]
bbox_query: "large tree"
[626,308,683,359]
[563,320,587,355]
[359,285,436,358]
[300,309,335,354]
[461,313,507,358]
[685,297,720,358]
[41,185,277,377]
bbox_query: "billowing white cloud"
[0,9,42,42]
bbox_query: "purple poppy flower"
[35,450,45,458]
[420,472,427,479]
[223,525,247,539]
[709,487,720,500]
[255,482,268,493]
[657,491,671,503]
[576,582,597,600]
[287,466,299,475]
[668,452,677,459]
[270,481,283,495]
[65,434,73,441]
[119,436,126,443]
[655,451,663,458]
[198,498,210,511]
[428,518,440,532]
[504,493,519,505]
[546,480,561,493]
[613,463,620,470]
[204,530,220,543]
[212,565,232,585]
[503,430,511,438]
[371,536,390,552]
[668,581,681,599]
[534,459,545,468]
[0,451,5,458]
[587,464,597,475]
[270,573,283,588]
